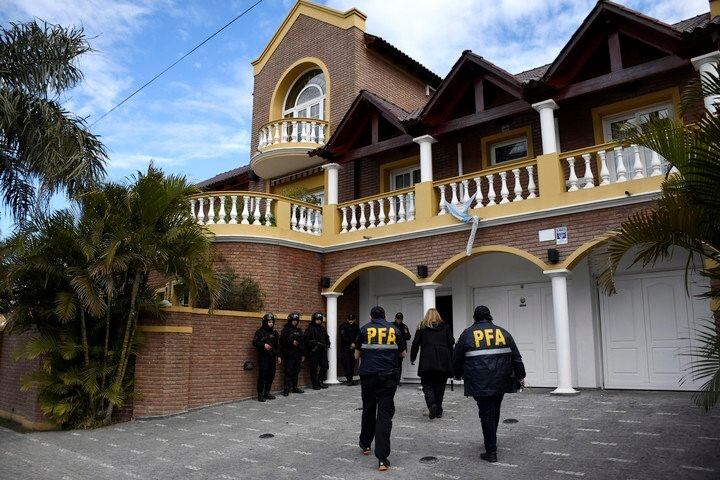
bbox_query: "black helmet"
[262,312,275,325]
[347,314,356,321]
[312,312,324,322]
[288,312,300,322]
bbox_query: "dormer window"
[283,69,327,120]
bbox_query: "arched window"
[283,69,326,120]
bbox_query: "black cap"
[347,314,356,320]
[312,312,324,322]
[287,312,300,322]
[473,305,493,322]
[395,312,403,320]
[370,306,385,319]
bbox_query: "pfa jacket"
[280,320,304,356]
[356,318,407,376]
[452,320,525,397]
[303,322,330,355]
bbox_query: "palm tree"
[0,21,106,222]
[599,69,720,411]
[0,166,222,427]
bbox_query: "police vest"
[358,319,401,376]
[464,324,510,357]
[460,321,517,397]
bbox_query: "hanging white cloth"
[444,193,480,256]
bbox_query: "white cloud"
[326,0,709,75]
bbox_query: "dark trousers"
[359,374,397,460]
[257,355,276,396]
[283,352,302,391]
[396,358,404,384]
[420,372,447,414]
[308,351,328,387]
[340,347,355,382]
[474,394,504,454]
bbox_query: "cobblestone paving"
[1,386,719,479]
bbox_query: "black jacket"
[280,320,304,356]
[252,323,279,358]
[304,322,330,355]
[339,321,360,349]
[410,323,454,378]
[452,320,525,397]
[394,321,411,342]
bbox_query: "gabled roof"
[673,13,711,33]
[541,0,683,85]
[314,90,412,156]
[364,34,442,88]
[421,50,524,118]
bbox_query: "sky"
[0,0,710,211]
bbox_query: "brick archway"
[327,260,420,293]
[427,245,549,283]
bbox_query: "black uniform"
[339,316,360,385]
[252,314,280,401]
[304,313,330,389]
[356,307,407,465]
[280,313,305,395]
[393,315,411,384]
[410,322,454,418]
[452,306,525,460]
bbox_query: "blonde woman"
[410,308,455,419]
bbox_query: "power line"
[91,0,264,126]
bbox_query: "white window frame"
[282,69,326,120]
[601,101,673,142]
[489,136,529,165]
[389,164,421,190]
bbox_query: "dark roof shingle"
[196,164,250,189]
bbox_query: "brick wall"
[358,49,429,112]
[134,311,313,418]
[0,331,49,428]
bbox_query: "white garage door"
[473,284,559,388]
[600,270,706,390]
[377,294,423,380]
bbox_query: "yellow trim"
[480,126,534,169]
[0,409,56,431]
[591,87,682,145]
[268,57,331,125]
[272,172,324,195]
[379,156,420,193]
[252,1,366,75]
[560,236,614,270]
[138,325,193,334]
[160,306,316,320]
[327,261,420,293]
[428,246,549,283]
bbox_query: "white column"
[323,163,341,205]
[414,135,437,182]
[322,292,343,385]
[532,99,559,154]
[544,269,579,396]
[691,51,720,113]
[417,282,441,315]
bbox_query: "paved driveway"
[1,386,718,479]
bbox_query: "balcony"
[250,118,329,178]
[195,141,666,247]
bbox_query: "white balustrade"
[561,143,666,191]
[437,185,447,215]
[339,190,416,233]
[257,119,329,150]
[499,172,510,204]
[190,194,276,227]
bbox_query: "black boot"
[480,452,497,463]
[429,404,437,420]
[282,389,289,396]
[319,382,328,389]
[258,393,266,402]
[292,387,304,393]
[264,392,276,400]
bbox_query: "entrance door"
[377,294,424,380]
[473,284,557,387]
[600,270,703,390]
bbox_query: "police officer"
[452,305,525,462]
[280,312,305,396]
[304,312,330,389]
[356,306,407,472]
[393,312,411,385]
[252,313,281,402]
[339,314,360,386]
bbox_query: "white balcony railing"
[434,159,538,215]
[291,203,323,235]
[339,188,415,233]
[190,193,274,226]
[257,118,328,150]
[560,143,669,191]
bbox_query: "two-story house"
[190,0,718,396]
